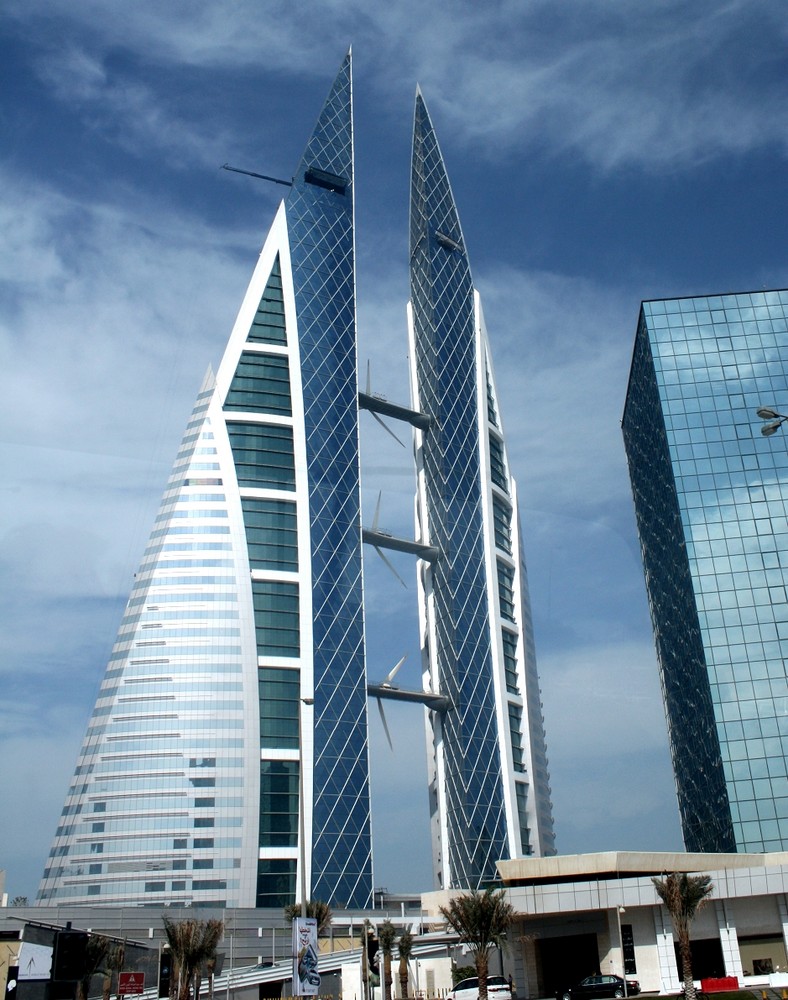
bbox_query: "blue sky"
[1,0,787,901]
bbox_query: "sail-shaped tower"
[37,52,373,910]
[408,91,556,889]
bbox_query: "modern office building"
[37,59,557,910]
[37,51,374,909]
[622,289,788,854]
[407,90,556,889]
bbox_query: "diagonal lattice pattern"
[409,93,509,888]
[286,52,373,908]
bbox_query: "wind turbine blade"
[374,546,408,589]
[366,359,372,395]
[371,410,406,448]
[385,655,407,686]
[372,491,382,532]
[377,698,394,750]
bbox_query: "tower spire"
[408,90,555,889]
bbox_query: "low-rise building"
[484,851,788,998]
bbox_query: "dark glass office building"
[409,91,555,889]
[623,290,788,853]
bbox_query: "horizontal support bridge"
[362,528,439,563]
[367,683,452,713]
[358,391,432,430]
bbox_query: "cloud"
[539,638,683,854]
[541,640,666,761]
[0,169,256,453]
[0,721,86,900]
[30,46,242,173]
[6,0,788,174]
[476,266,637,519]
[369,700,434,891]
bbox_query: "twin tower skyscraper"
[38,51,555,910]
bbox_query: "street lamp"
[615,906,628,998]
[298,697,314,918]
[756,407,788,436]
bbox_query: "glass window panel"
[242,498,298,570]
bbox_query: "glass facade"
[408,92,555,889]
[285,55,372,907]
[38,51,372,909]
[623,289,788,853]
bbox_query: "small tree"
[452,966,477,985]
[77,935,110,1000]
[102,943,126,1000]
[378,921,397,1000]
[162,918,224,1000]
[398,929,414,1000]
[440,889,513,1000]
[284,900,333,936]
[652,873,714,1000]
[205,950,218,1000]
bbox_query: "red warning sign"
[119,973,145,995]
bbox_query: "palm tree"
[378,921,397,1000]
[440,889,514,1000]
[397,929,414,1000]
[652,873,714,1000]
[102,943,126,1000]
[284,900,333,936]
[205,951,218,1000]
[77,934,110,1000]
[162,918,224,1000]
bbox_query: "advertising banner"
[17,943,53,981]
[292,917,320,996]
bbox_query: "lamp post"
[298,697,314,918]
[756,407,788,436]
[615,906,628,998]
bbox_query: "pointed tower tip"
[414,85,431,122]
[292,48,353,185]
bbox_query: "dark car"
[559,975,641,1000]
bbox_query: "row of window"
[78,878,230,897]
[260,760,299,847]
[259,667,300,748]
[493,495,512,554]
[225,352,292,415]
[243,497,298,570]
[228,422,296,490]
[498,561,516,622]
[646,291,787,313]
[248,257,287,345]
[253,582,299,656]
[489,434,508,491]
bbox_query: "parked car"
[558,975,640,1000]
[447,975,513,1000]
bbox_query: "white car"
[447,976,513,1000]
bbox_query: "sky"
[1,0,787,903]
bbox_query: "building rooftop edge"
[496,850,788,883]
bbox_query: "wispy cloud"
[0,170,256,452]
[2,0,784,897]
[8,0,787,171]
